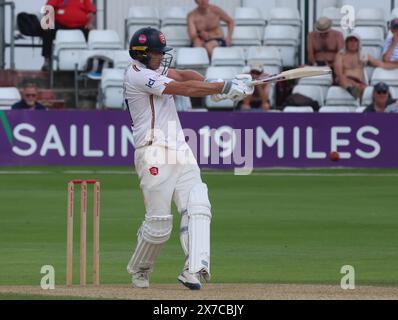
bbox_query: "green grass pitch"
[0,167,397,287]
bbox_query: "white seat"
[269,7,301,27]
[356,106,367,113]
[325,86,359,106]
[54,30,88,70]
[161,26,190,47]
[211,47,246,67]
[174,95,192,111]
[264,25,299,45]
[161,7,188,27]
[112,50,132,69]
[293,85,324,106]
[246,46,282,67]
[176,48,209,73]
[77,50,116,71]
[355,8,387,34]
[353,27,384,47]
[88,30,123,50]
[126,6,160,25]
[0,87,21,109]
[101,68,125,109]
[283,106,314,113]
[392,8,398,19]
[319,106,357,113]
[231,26,262,46]
[321,7,343,26]
[264,25,299,66]
[371,68,398,86]
[234,7,266,26]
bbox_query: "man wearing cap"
[240,64,271,111]
[364,82,398,113]
[335,33,369,99]
[307,17,344,67]
[382,18,398,67]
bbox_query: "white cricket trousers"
[134,144,203,218]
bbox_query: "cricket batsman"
[124,27,254,290]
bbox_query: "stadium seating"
[263,25,299,66]
[319,106,357,113]
[269,7,301,27]
[321,7,343,26]
[246,46,282,70]
[100,68,125,109]
[161,7,189,27]
[53,30,88,71]
[88,30,123,50]
[0,87,21,110]
[176,48,209,74]
[112,50,132,69]
[353,26,384,59]
[355,8,387,34]
[161,26,191,47]
[234,7,266,39]
[231,26,262,46]
[297,73,333,99]
[292,85,324,107]
[392,8,398,19]
[211,47,246,67]
[325,86,359,106]
[371,68,398,86]
[356,106,367,112]
[283,106,314,112]
[174,95,193,111]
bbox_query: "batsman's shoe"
[132,272,149,289]
[178,270,201,290]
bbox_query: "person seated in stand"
[240,64,271,112]
[364,82,398,113]
[41,0,96,71]
[307,17,344,69]
[187,0,234,58]
[381,18,398,69]
[12,84,47,110]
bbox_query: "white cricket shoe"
[132,271,149,289]
[178,270,201,290]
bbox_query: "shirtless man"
[187,0,234,58]
[307,17,344,68]
[335,34,368,99]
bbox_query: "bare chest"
[193,12,221,31]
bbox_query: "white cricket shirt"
[124,60,186,150]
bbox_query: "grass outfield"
[0,167,397,287]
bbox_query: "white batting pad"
[127,215,173,274]
[187,183,212,276]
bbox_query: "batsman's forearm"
[165,80,225,97]
[180,70,205,82]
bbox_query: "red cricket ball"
[329,151,340,162]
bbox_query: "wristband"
[222,80,232,94]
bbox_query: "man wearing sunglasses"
[12,84,47,110]
[364,82,398,113]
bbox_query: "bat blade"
[251,66,332,86]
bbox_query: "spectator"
[334,33,368,99]
[187,0,234,58]
[240,64,271,111]
[381,18,398,68]
[364,82,398,113]
[307,17,344,69]
[12,84,47,110]
[41,0,96,71]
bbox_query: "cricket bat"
[251,66,332,86]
